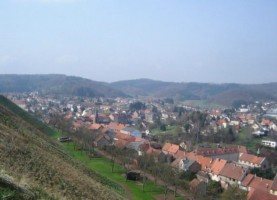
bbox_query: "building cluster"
[5,92,277,199]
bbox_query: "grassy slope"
[59,142,185,200]
[0,95,124,200]
[0,95,185,200]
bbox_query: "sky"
[0,0,276,83]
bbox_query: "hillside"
[1,74,277,106]
[111,79,277,106]
[0,74,127,98]
[0,95,124,200]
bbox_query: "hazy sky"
[0,0,276,83]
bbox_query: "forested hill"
[111,79,277,106]
[0,74,277,106]
[0,95,124,200]
[0,74,127,98]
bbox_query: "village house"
[208,158,227,182]
[196,145,248,162]
[210,110,221,118]
[179,158,201,173]
[89,123,104,131]
[218,163,248,189]
[238,153,268,169]
[108,122,125,132]
[243,174,277,200]
[261,140,277,149]
[162,143,180,156]
[120,127,142,138]
[126,141,146,156]
[247,188,277,200]
[184,152,214,173]
[144,109,154,123]
[240,174,273,192]
[109,113,119,122]
[216,118,228,129]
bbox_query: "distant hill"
[0,74,127,98]
[111,79,277,106]
[110,78,173,96]
[0,74,276,106]
[0,95,124,199]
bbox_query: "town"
[5,91,277,200]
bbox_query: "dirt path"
[114,180,134,200]
[91,149,134,200]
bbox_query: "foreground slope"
[0,95,124,200]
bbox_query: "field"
[58,140,185,200]
[150,125,177,135]
[183,100,225,109]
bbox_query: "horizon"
[1,73,277,85]
[0,0,276,84]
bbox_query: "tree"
[129,101,146,111]
[160,124,166,131]
[206,181,223,197]
[174,126,183,136]
[250,168,275,180]
[220,185,246,200]
[184,124,191,133]
[137,154,155,192]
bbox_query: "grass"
[151,125,177,135]
[183,100,224,109]
[0,95,56,137]
[59,142,185,200]
[235,127,268,153]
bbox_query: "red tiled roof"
[135,137,146,142]
[210,158,227,175]
[239,153,265,165]
[197,145,248,156]
[162,143,179,155]
[190,178,200,187]
[242,174,255,187]
[89,123,102,130]
[114,132,136,142]
[146,147,161,155]
[197,146,237,156]
[108,122,125,131]
[175,150,186,159]
[241,174,272,192]
[95,133,104,142]
[115,139,129,149]
[262,119,272,126]
[185,152,213,172]
[162,143,171,152]
[238,146,249,154]
[168,144,179,155]
[219,163,245,180]
[247,189,277,200]
[210,110,221,116]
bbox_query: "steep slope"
[0,74,127,98]
[0,95,124,200]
